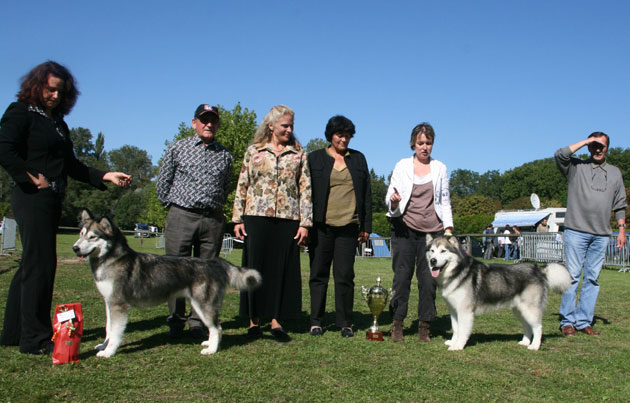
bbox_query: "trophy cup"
[361,276,393,341]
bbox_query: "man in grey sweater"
[555,132,627,337]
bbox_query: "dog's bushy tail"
[543,263,572,293]
[227,263,262,291]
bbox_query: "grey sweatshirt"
[555,146,626,236]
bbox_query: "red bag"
[51,303,83,364]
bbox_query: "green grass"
[1,234,629,402]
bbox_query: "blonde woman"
[233,105,312,340]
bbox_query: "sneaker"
[341,327,354,338]
[310,327,323,336]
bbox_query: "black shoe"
[22,341,54,355]
[247,326,262,340]
[310,327,323,336]
[341,327,354,338]
[189,327,208,340]
[271,327,290,341]
[167,325,184,339]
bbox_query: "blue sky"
[1,1,628,179]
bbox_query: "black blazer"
[307,147,372,233]
[0,102,106,191]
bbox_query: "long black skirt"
[239,216,302,320]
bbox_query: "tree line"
[1,103,628,236]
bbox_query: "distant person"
[156,104,233,339]
[501,225,513,260]
[386,123,453,343]
[0,61,131,354]
[511,225,521,260]
[307,115,372,338]
[233,105,312,340]
[537,218,550,232]
[555,132,626,337]
[483,224,494,259]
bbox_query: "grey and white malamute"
[72,210,261,358]
[426,235,571,351]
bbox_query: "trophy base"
[366,331,384,341]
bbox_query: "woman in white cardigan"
[385,123,453,342]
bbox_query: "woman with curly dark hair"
[0,61,131,354]
[307,115,372,337]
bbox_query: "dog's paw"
[201,340,211,347]
[518,338,531,346]
[200,346,218,355]
[94,339,109,351]
[444,339,453,346]
[527,343,541,351]
[447,345,464,351]
[96,349,115,358]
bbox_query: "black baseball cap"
[194,104,220,119]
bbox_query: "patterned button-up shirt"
[157,136,233,211]
[232,143,312,227]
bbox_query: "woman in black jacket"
[307,115,372,337]
[0,61,131,354]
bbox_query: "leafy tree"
[450,169,480,197]
[306,138,328,153]
[371,212,391,237]
[453,195,501,216]
[141,184,167,229]
[113,189,147,229]
[453,214,494,234]
[370,169,388,213]
[107,145,155,188]
[500,158,567,205]
[477,170,503,200]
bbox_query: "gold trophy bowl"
[361,276,393,341]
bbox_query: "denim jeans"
[503,244,512,260]
[560,229,609,330]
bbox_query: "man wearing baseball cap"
[156,104,233,339]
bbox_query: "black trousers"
[164,205,224,329]
[1,185,62,352]
[389,219,439,322]
[308,223,358,328]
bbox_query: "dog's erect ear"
[426,233,434,244]
[98,216,116,236]
[448,236,459,248]
[78,209,94,227]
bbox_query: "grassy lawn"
[1,233,629,401]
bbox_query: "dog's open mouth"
[430,267,441,278]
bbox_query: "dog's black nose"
[430,258,437,266]
[72,245,80,254]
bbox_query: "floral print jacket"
[232,143,313,227]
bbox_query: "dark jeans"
[389,218,439,322]
[1,185,62,352]
[164,205,224,329]
[308,223,358,328]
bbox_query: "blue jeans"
[560,229,609,330]
[503,244,512,260]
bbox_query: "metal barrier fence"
[520,232,565,263]
[520,232,629,270]
[355,232,629,272]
